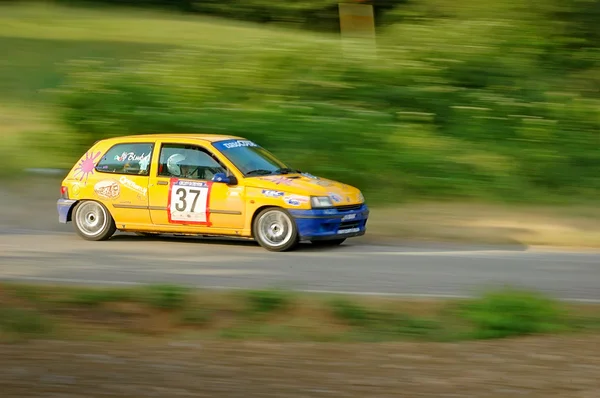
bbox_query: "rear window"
[95,143,154,176]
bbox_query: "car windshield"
[212,139,295,176]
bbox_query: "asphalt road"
[1,176,599,302]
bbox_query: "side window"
[96,143,154,176]
[158,144,227,180]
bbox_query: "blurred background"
[1,0,598,207]
[1,2,600,396]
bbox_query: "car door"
[147,141,246,231]
[92,141,154,227]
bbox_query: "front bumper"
[57,199,77,223]
[289,204,369,241]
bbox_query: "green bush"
[0,308,54,336]
[47,0,407,31]
[142,284,190,310]
[180,308,212,326]
[245,289,292,314]
[54,4,600,204]
[459,288,568,339]
[66,288,133,307]
[329,298,373,327]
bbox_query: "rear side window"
[95,143,154,176]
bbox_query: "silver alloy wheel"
[257,209,294,248]
[75,201,108,238]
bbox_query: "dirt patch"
[1,335,600,397]
[365,203,600,249]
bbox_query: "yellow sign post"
[338,1,376,56]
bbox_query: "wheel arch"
[66,200,79,222]
[72,199,117,222]
[250,205,278,238]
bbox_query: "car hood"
[248,173,363,205]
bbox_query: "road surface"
[0,176,598,301]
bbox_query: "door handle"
[157,181,169,186]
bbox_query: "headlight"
[358,191,365,203]
[311,196,333,208]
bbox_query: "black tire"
[72,200,117,241]
[311,238,346,247]
[252,207,299,252]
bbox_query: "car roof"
[99,133,246,144]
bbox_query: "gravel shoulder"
[2,336,600,397]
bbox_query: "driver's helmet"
[167,153,187,177]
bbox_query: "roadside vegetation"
[1,1,599,206]
[1,283,599,342]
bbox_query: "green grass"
[0,1,598,207]
[244,289,293,314]
[0,36,172,104]
[456,288,569,339]
[1,282,599,342]
[0,307,54,338]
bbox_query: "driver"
[167,153,197,178]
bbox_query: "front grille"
[340,221,360,229]
[335,204,363,212]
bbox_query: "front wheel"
[73,200,116,241]
[253,208,299,252]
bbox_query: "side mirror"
[212,172,237,185]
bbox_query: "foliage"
[1,282,598,342]
[142,284,191,310]
[458,287,568,339]
[0,307,54,336]
[54,0,600,204]
[2,1,599,204]
[245,289,292,314]
[47,0,407,31]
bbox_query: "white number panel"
[168,179,212,225]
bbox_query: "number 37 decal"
[168,179,212,225]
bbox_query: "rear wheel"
[311,238,346,247]
[253,208,299,252]
[73,200,116,241]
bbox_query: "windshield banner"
[213,139,259,151]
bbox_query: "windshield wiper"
[246,169,274,176]
[274,168,301,175]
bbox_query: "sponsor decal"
[301,172,319,180]
[228,187,243,197]
[329,193,343,203]
[94,179,120,200]
[71,183,81,197]
[315,180,334,187]
[119,176,147,197]
[341,213,357,221]
[283,194,309,207]
[262,189,284,198]
[115,151,150,163]
[338,227,360,235]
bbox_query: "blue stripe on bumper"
[57,199,77,223]
[289,204,369,241]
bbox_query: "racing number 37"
[168,180,211,224]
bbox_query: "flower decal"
[74,150,102,184]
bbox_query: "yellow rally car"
[57,134,369,252]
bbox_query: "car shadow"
[109,233,349,252]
